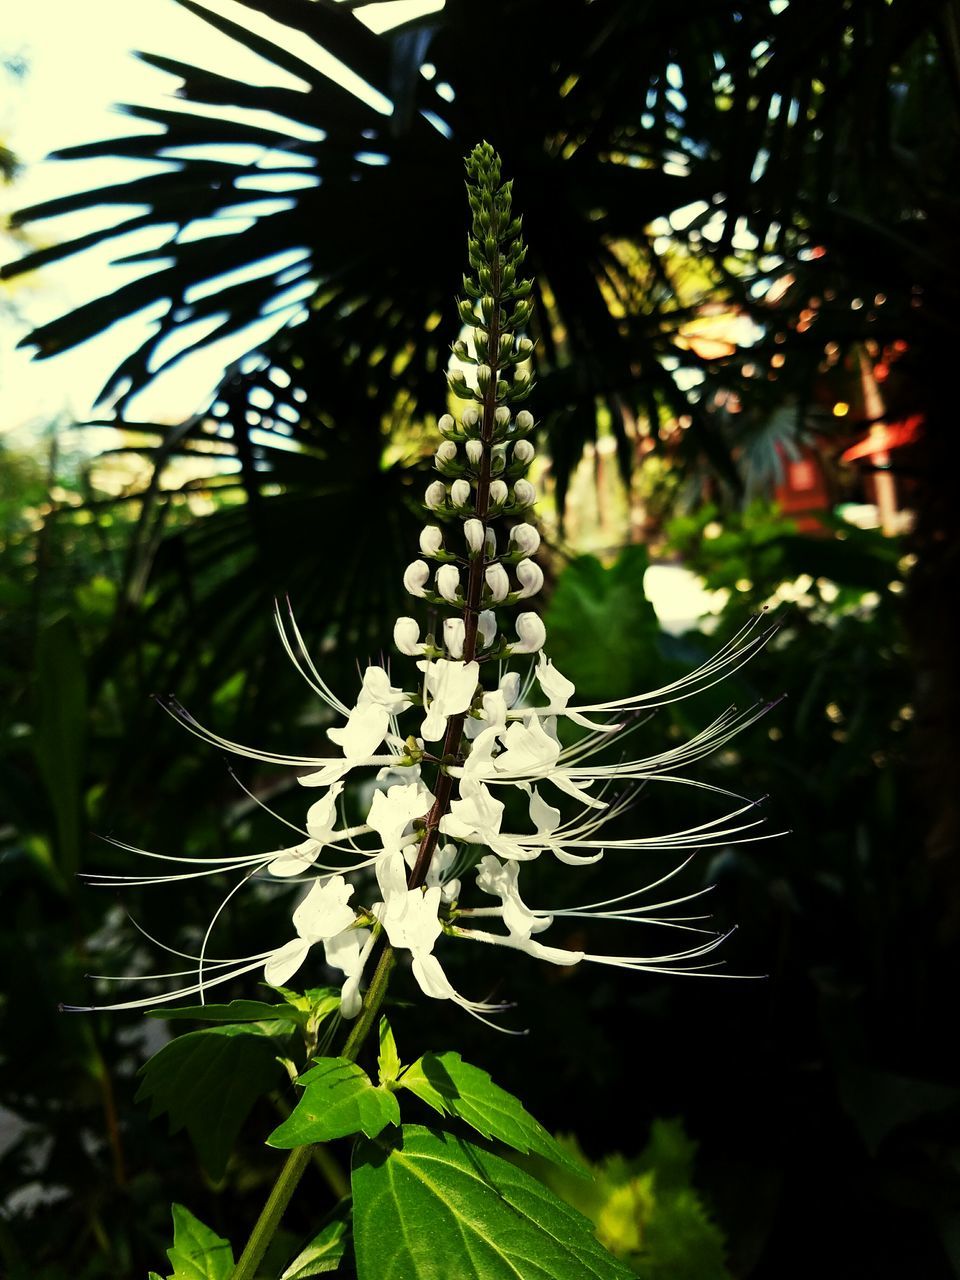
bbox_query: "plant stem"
[229,947,396,1280]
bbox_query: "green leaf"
[281,1219,349,1278]
[137,1027,287,1179]
[398,1051,586,1176]
[377,1017,401,1086]
[351,1125,631,1280]
[164,1204,234,1280]
[267,1057,400,1147]
[147,1000,303,1025]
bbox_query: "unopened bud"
[513,479,536,507]
[516,410,534,432]
[436,440,457,464]
[509,523,540,555]
[489,479,508,505]
[438,413,456,437]
[394,617,424,656]
[450,479,471,508]
[494,406,511,427]
[465,439,482,466]
[462,518,483,554]
[436,564,461,603]
[511,612,546,654]
[403,561,430,598]
[515,559,544,599]
[462,406,480,430]
[513,440,535,465]
[443,618,465,659]
[420,526,443,556]
[425,480,446,510]
[478,610,498,648]
[485,563,510,603]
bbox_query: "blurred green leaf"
[32,617,87,882]
[137,1026,288,1180]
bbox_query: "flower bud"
[438,413,456,437]
[491,445,507,474]
[425,480,446,510]
[488,479,508,505]
[494,406,511,427]
[465,439,482,466]
[513,439,535,465]
[450,478,471,508]
[478,610,497,648]
[484,527,497,557]
[394,617,424,655]
[463,518,484,554]
[516,410,534,432]
[419,526,443,556]
[443,617,465,659]
[511,612,546,654]
[485,563,510,603]
[403,560,430,598]
[436,440,457,464]
[476,364,492,393]
[462,406,480,429]
[517,337,534,357]
[513,479,536,507]
[509,522,540,555]
[516,559,544,599]
[436,564,461,603]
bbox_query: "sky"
[0,0,441,432]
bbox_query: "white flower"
[509,523,540,555]
[494,406,511,427]
[403,560,430,597]
[475,855,551,940]
[515,559,543,599]
[266,781,344,878]
[437,412,455,435]
[419,526,443,556]
[485,563,510,602]
[436,564,461,603]
[418,658,480,742]
[394,616,425,656]
[489,479,508,505]
[440,778,505,844]
[513,479,536,506]
[462,405,480,428]
[264,876,358,987]
[465,440,483,466]
[367,781,433,854]
[516,410,534,431]
[436,440,457,464]
[513,440,535,465]
[326,928,376,1019]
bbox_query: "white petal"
[328,703,390,759]
[305,782,344,841]
[266,839,321,878]
[264,938,311,987]
[529,788,561,835]
[293,877,356,943]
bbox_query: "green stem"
[229,947,396,1280]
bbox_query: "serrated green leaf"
[137,1027,286,1179]
[164,1204,234,1280]
[377,1017,401,1086]
[398,1051,586,1176]
[267,1057,400,1147]
[147,1000,302,1025]
[351,1125,631,1280]
[281,1218,349,1278]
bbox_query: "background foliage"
[2,1,959,1276]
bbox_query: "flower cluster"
[73,144,776,1026]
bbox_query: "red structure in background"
[774,446,831,532]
